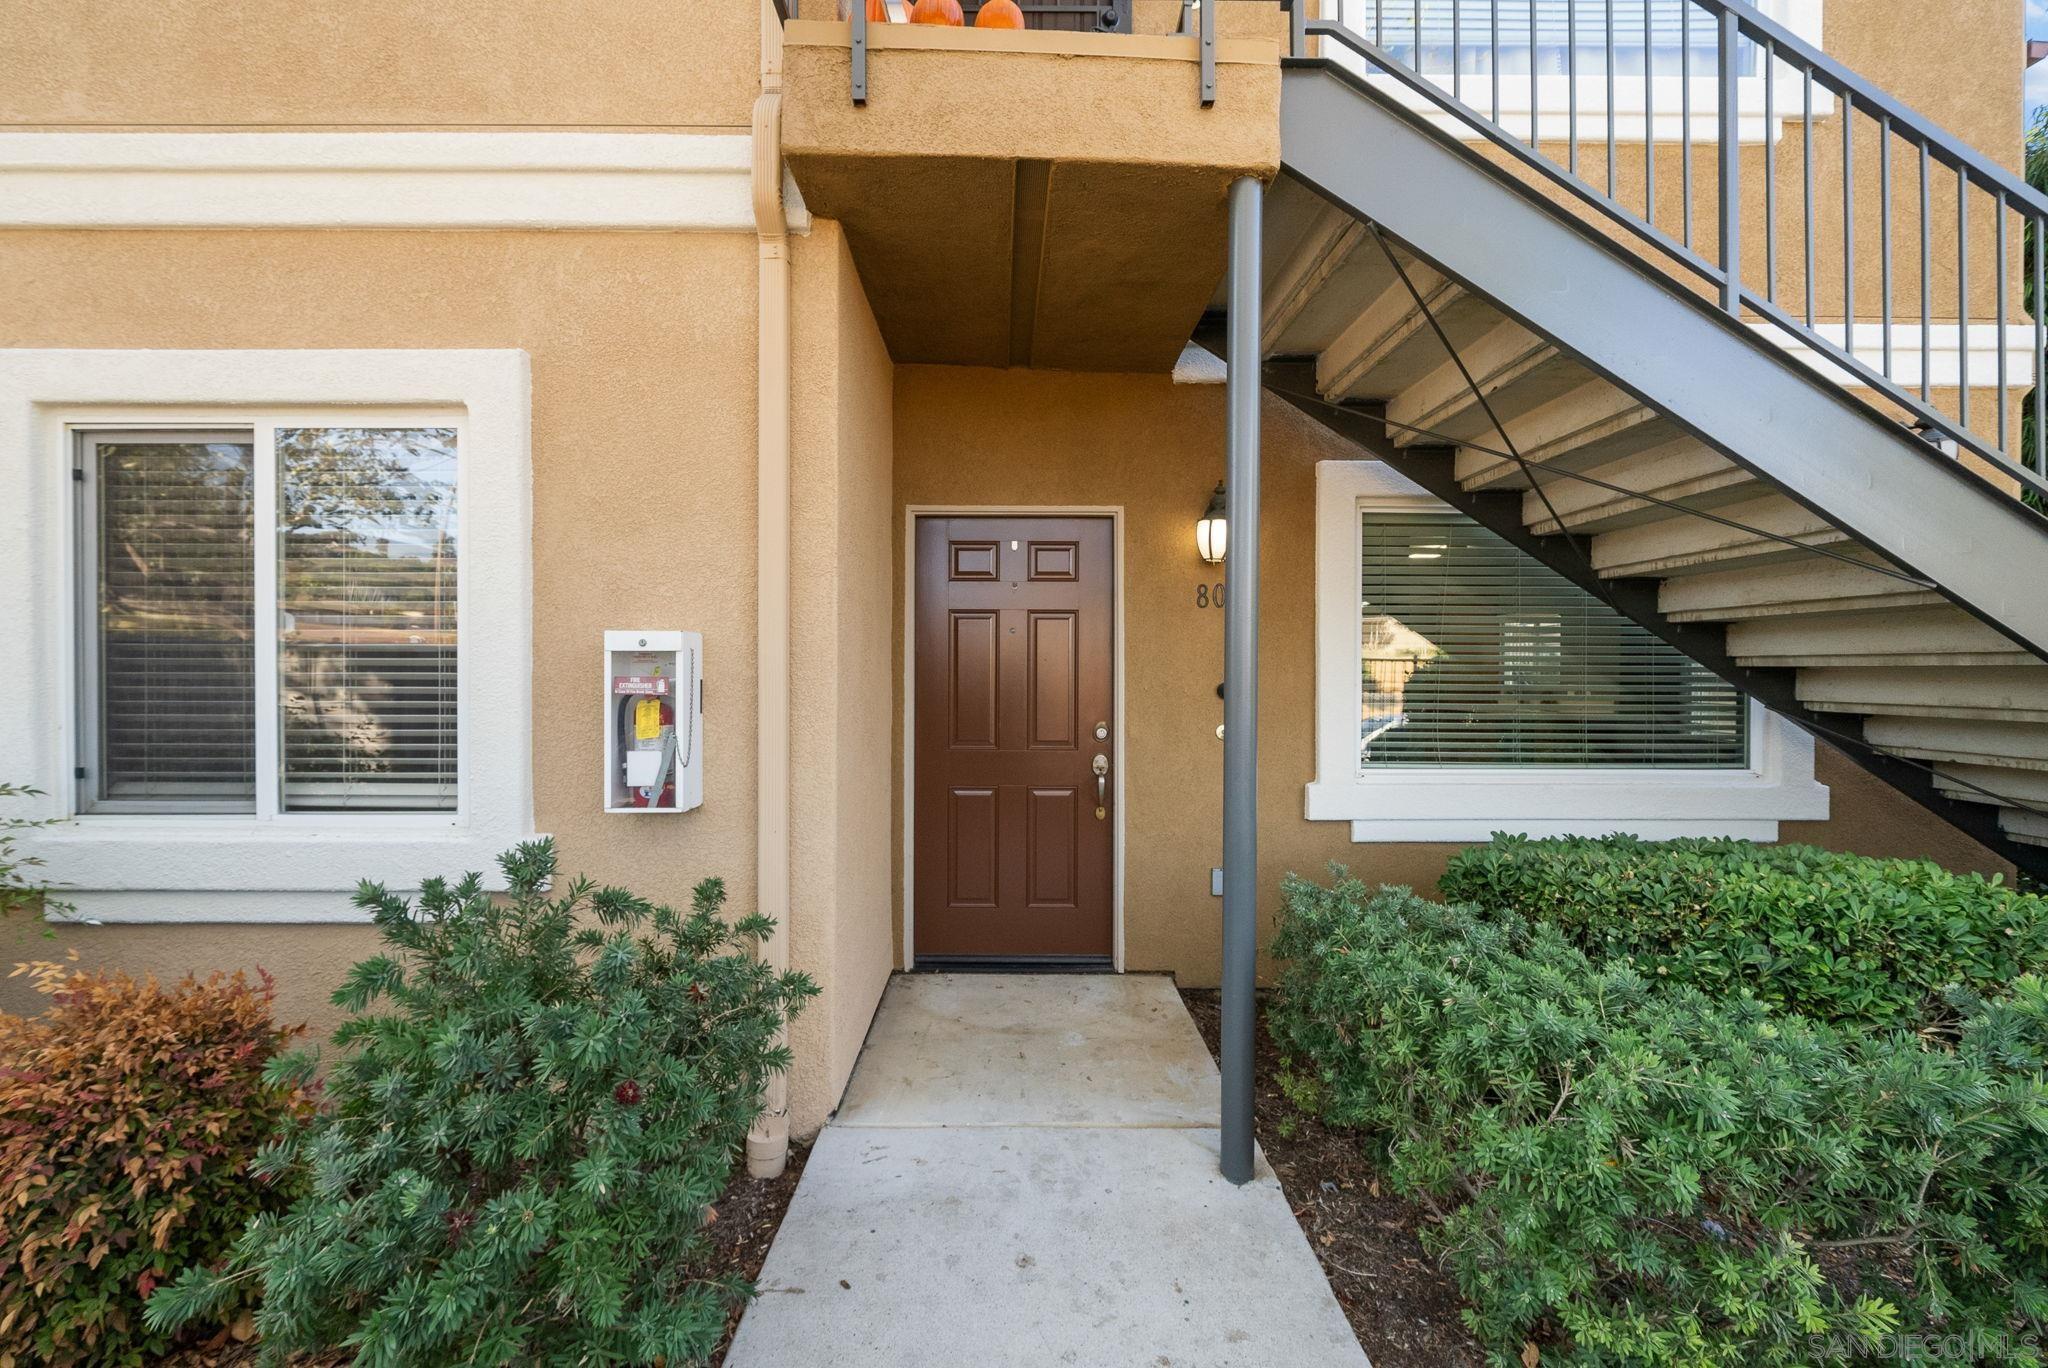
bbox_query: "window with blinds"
[279,428,459,813]
[78,423,459,817]
[1335,0,1756,78]
[1359,509,1746,768]
[85,434,257,812]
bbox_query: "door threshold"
[913,955,1115,974]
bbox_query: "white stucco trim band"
[1308,459,1830,842]
[1769,324,2038,390]
[0,131,811,231]
[0,348,537,922]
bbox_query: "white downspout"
[746,0,794,1181]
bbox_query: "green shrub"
[1269,870,2048,1367]
[1440,834,2048,1027]
[0,781,72,928]
[0,959,312,1367]
[146,838,817,1367]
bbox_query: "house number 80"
[1195,582,1227,609]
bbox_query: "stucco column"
[747,0,795,1181]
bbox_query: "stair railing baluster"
[1454,0,1463,103]
[1842,88,1854,363]
[1682,0,1693,249]
[1921,141,1934,402]
[1960,164,1971,431]
[1803,68,1816,328]
[1998,192,2010,457]
[1200,0,1216,105]
[2034,221,2045,475]
[1569,0,1579,175]
[1717,4,1739,313]
[1764,38,1777,302]
[1605,0,1616,199]
[852,0,869,105]
[1492,0,1502,122]
[1643,0,1655,226]
[1881,116,1893,380]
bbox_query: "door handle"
[1092,752,1109,816]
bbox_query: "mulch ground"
[155,1138,811,1368]
[1179,987,1487,1368]
[705,1137,810,1366]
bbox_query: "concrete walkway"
[725,974,1371,1368]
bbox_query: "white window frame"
[1307,460,1829,841]
[1330,0,1828,145]
[0,350,534,921]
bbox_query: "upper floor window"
[1353,0,1761,80]
[77,422,459,816]
[1328,0,1825,143]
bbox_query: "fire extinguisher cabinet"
[602,630,704,814]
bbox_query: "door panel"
[948,612,999,749]
[1025,787,1080,908]
[914,516,1114,959]
[946,787,1000,908]
[1026,612,1078,749]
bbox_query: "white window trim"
[1307,459,1829,842]
[1331,0,1829,145]
[0,349,535,921]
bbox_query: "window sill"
[1305,747,1830,843]
[31,819,546,922]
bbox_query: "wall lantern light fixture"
[1196,482,1227,564]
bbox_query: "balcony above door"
[780,14,1281,371]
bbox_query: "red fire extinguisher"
[620,691,678,809]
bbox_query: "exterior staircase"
[1239,5,2048,873]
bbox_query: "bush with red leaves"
[0,956,313,1366]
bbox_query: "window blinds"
[279,428,458,812]
[90,437,257,810]
[1359,510,1746,768]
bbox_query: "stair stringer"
[1278,61,2048,661]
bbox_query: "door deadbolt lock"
[1094,721,1109,741]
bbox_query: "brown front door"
[914,515,1115,961]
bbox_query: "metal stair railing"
[1286,0,2048,506]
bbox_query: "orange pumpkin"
[974,0,1025,26]
[840,0,892,18]
[908,0,964,23]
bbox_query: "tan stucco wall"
[789,226,899,1129]
[0,0,760,130]
[0,226,762,1024]
[0,221,899,1136]
[891,365,2014,985]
